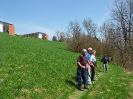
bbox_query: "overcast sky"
[0,0,114,40]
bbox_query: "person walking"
[86,47,92,85]
[77,49,89,91]
[101,54,109,72]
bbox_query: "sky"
[0,0,114,40]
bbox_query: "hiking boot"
[84,85,89,89]
[78,86,84,91]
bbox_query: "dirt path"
[68,70,102,99]
[68,87,88,99]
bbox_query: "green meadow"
[0,33,133,99]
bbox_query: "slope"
[0,33,78,99]
[0,33,133,99]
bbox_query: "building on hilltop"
[0,21,15,35]
[23,32,49,40]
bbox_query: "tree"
[55,30,60,41]
[55,31,66,42]
[66,20,102,55]
[99,21,111,42]
[59,32,66,42]
[66,20,83,52]
[52,36,57,41]
[109,0,133,69]
[83,17,97,37]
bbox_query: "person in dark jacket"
[101,54,109,72]
[77,49,89,91]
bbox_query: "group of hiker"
[76,47,111,91]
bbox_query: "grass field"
[80,58,133,99]
[0,33,133,99]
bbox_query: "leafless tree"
[66,20,102,54]
[83,17,97,37]
[109,0,133,70]
[67,20,82,39]
[99,21,111,42]
[55,30,66,42]
[55,30,60,41]
[59,32,66,42]
[66,20,84,52]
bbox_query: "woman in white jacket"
[90,50,96,81]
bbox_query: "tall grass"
[0,33,133,99]
[80,57,133,99]
[0,33,78,99]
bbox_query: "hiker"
[86,47,92,84]
[101,54,109,72]
[90,50,97,81]
[77,49,89,91]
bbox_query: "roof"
[0,21,13,25]
[24,32,47,35]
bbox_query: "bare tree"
[55,31,66,42]
[83,17,97,37]
[67,20,82,39]
[55,30,60,41]
[109,0,133,70]
[99,22,113,56]
[59,32,66,42]
[99,21,111,42]
[66,20,83,52]
[66,20,102,54]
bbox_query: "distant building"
[0,21,15,35]
[23,32,49,40]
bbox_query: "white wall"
[0,23,3,32]
[38,33,42,38]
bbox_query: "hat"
[88,47,92,51]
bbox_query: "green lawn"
[80,58,133,99]
[0,33,133,99]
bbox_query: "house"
[0,21,15,35]
[23,32,49,40]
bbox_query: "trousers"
[77,68,87,86]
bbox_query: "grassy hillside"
[69,58,133,99]
[0,33,133,99]
[0,33,79,99]
[80,59,133,99]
